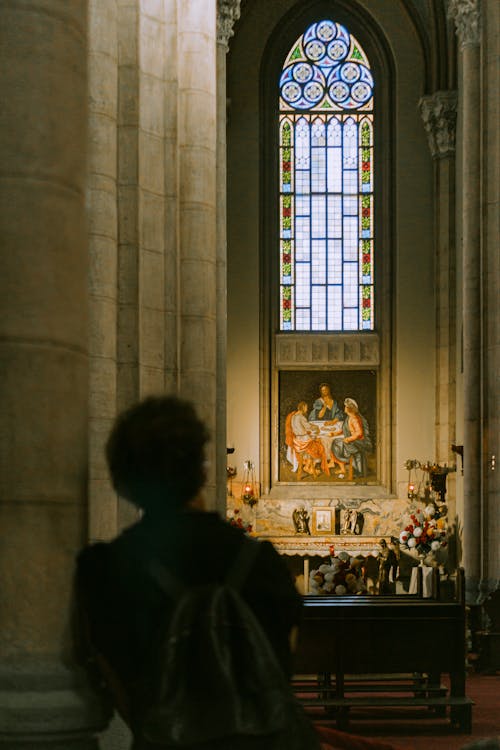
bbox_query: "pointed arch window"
[279,19,374,331]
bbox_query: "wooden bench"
[292,569,473,732]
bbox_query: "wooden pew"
[292,569,473,732]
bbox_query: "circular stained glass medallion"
[316,20,336,41]
[304,81,324,103]
[305,39,326,61]
[293,63,313,83]
[351,81,372,104]
[329,81,349,103]
[340,63,360,83]
[328,39,348,61]
[282,81,301,104]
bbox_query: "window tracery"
[279,20,374,332]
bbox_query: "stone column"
[483,0,500,600]
[448,0,482,601]
[216,0,240,514]
[164,0,179,395]
[483,0,500,596]
[88,0,119,541]
[178,1,218,508]
[116,1,171,530]
[0,1,110,745]
[116,0,141,531]
[419,90,458,503]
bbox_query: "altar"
[259,534,388,557]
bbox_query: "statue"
[340,509,364,535]
[377,538,398,594]
[292,507,311,535]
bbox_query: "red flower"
[362,207,370,217]
[362,298,370,308]
[363,253,370,264]
[283,207,291,217]
[362,161,370,172]
[282,161,291,171]
[283,299,291,309]
[283,253,291,263]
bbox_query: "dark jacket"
[74,510,302,733]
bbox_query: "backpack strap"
[147,538,261,598]
[147,558,185,599]
[225,538,261,591]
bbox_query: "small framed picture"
[312,507,333,534]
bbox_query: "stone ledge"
[257,535,387,557]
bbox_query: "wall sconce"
[404,458,455,503]
[405,459,419,499]
[241,459,258,507]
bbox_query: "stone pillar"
[419,90,458,504]
[216,0,241,514]
[137,5,168,400]
[0,1,110,745]
[448,0,482,601]
[483,0,500,595]
[178,0,218,508]
[116,0,141,530]
[88,0,119,541]
[116,1,171,530]
[164,0,179,395]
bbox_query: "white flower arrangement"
[399,503,447,555]
[309,553,367,595]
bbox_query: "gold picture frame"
[312,507,333,535]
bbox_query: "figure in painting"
[330,398,372,480]
[308,383,344,423]
[285,401,329,480]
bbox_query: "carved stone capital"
[419,90,458,159]
[217,0,241,51]
[447,0,481,47]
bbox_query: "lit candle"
[303,558,309,594]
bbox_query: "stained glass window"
[279,20,374,331]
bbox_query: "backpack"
[139,538,320,749]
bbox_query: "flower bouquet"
[309,552,367,595]
[228,508,253,534]
[399,503,447,556]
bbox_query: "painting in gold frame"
[279,369,377,484]
[312,507,334,535]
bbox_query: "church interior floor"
[310,673,500,749]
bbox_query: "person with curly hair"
[73,395,302,744]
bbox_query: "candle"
[303,558,309,594]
